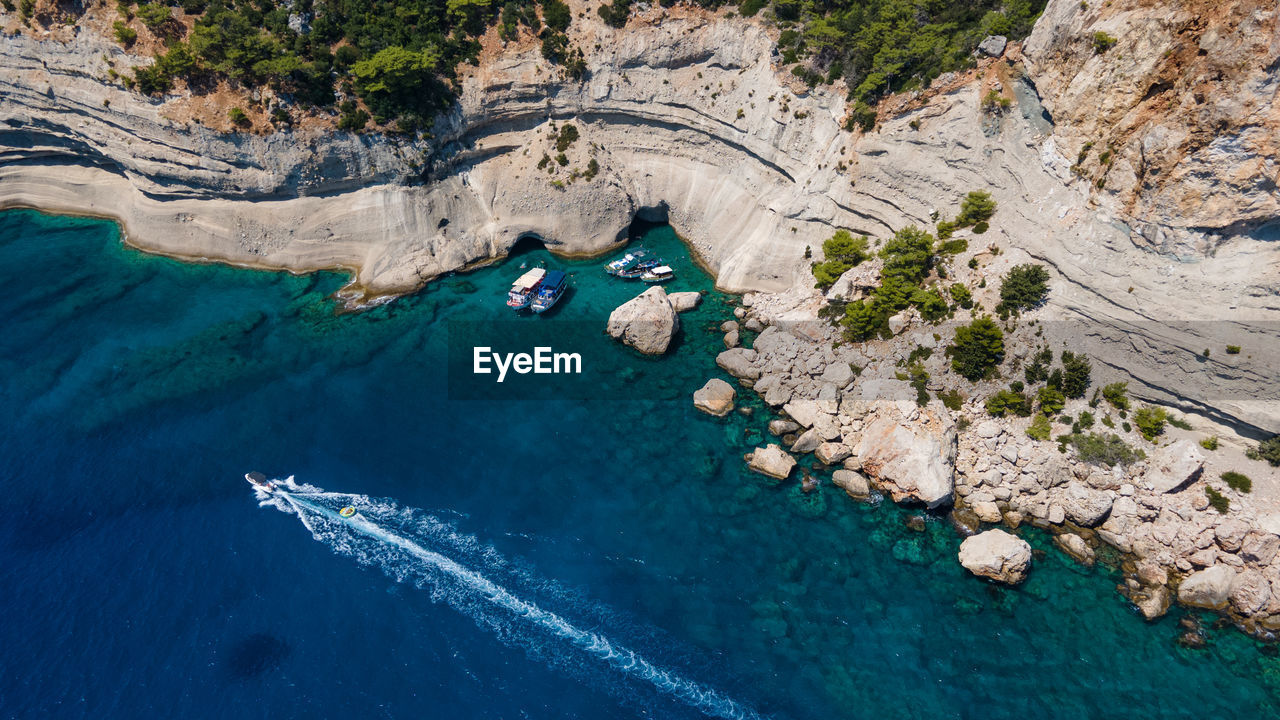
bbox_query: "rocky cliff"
[1,1,1277,432]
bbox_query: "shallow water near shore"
[2,208,1278,719]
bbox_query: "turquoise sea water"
[1,208,1278,719]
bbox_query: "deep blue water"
[2,208,1279,719]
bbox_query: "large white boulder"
[715,347,760,380]
[692,378,735,417]
[959,530,1032,585]
[1055,483,1113,527]
[746,445,796,480]
[1177,565,1236,609]
[1143,440,1205,493]
[856,401,957,508]
[606,287,680,355]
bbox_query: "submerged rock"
[1054,532,1095,566]
[606,287,680,355]
[831,469,870,500]
[746,444,796,480]
[692,378,736,417]
[667,291,701,312]
[958,529,1032,585]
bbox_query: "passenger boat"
[531,270,568,314]
[641,265,675,283]
[604,249,649,276]
[507,268,546,310]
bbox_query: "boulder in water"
[606,287,680,355]
[668,291,702,312]
[692,378,736,417]
[958,529,1032,585]
[746,444,796,480]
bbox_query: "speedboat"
[641,265,674,283]
[531,270,568,313]
[507,268,547,310]
[339,506,357,518]
[245,471,276,493]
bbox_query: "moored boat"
[641,265,674,283]
[507,268,547,310]
[604,249,649,276]
[617,258,662,279]
[531,270,568,313]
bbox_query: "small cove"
[1,208,1278,719]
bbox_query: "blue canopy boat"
[531,270,568,313]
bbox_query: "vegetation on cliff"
[112,0,585,131]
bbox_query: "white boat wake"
[254,476,762,720]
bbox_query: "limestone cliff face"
[1023,0,1280,255]
[1,3,1278,431]
[1,8,858,297]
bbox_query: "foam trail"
[260,481,761,720]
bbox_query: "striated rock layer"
[2,3,1279,431]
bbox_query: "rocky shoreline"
[697,284,1280,639]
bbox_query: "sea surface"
[1,208,1278,719]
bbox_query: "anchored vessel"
[531,270,568,314]
[641,265,674,283]
[506,268,546,310]
[604,249,649,276]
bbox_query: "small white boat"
[245,471,276,493]
[507,268,547,310]
[641,265,674,283]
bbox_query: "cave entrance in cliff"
[624,204,671,243]
[508,234,549,260]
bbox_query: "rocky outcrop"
[606,287,680,355]
[959,530,1033,585]
[1143,441,1204,493]
[1024,0,1280,255]
[746,445,796,480]
[856,401,957,508]
[692,378,736,417]
[1178,565,1237,609]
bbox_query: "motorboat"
[531,270,568,313]
[507,268,547,310]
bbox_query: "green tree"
[1132,405,1168,441]
[543,0,573,31]
[1027,413,1051,441]
[1102,381,1129,410]
[986,389,1030,417]
[1060,350,1092,398]
[948,283,973,309]
[351,45,446,122]
[135,2,171,30]
[997,263,1050,315]
[1256,435,1280,466]
[812,229,870,290]
[1036,386,1065,416]
[956,190,996,226]
[949,316,1004,381]
[841,299,881,342]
